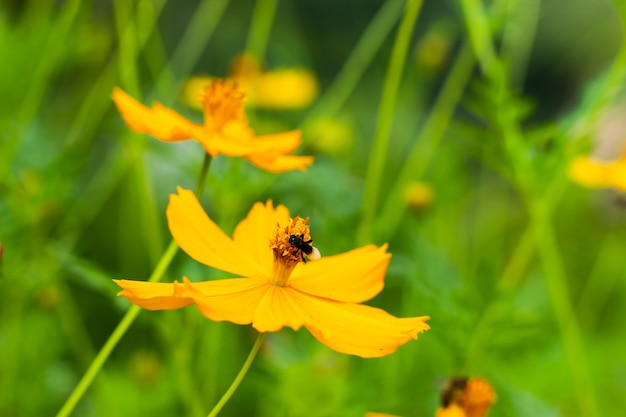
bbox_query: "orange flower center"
[201,80,246,131]
[459,378,496,417]
[269,216,312,286]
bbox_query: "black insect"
[289,234,314,262]
[440,376,468,407]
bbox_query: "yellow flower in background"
[403,181,434,211]
[304,117,355,157]
[436,377,496,417]
[568,155,626,191]
[182,52,318,110]
[112,81,313,173]
[115,187,430,358]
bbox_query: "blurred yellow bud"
[304,117,355,157]
[37,285,60,309]
[129,350,162,387]
[416,32,451,69]
[403,181,434,210]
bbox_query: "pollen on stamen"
[269,216,316,286]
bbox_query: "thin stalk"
[357,0,423,245]
[155,0,230,98]
[206,332,266,417]
[527,200,599,417]
[55,241,178,417]
[55,154,212,417]
[300,0,405,127]
[245,0,279,58]
[374,42,475,241]
[458,0,496,75]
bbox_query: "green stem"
[245,0,279,58]
[357,0,423,245]
[206,332,266,417]
[527,200,599,417]
[55,241,178,417]
[458,0,496,75]
[374,41,475,241]
[56,153,212,417]
[300,0,405,128]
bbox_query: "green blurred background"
[1,0,626,416]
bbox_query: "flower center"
[269,216,313,286]
[201,80,246,131]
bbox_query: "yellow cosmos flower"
[365,413,403,417]
[112,81,313,173]
[436,377,496,417]
[568,155,626,191]
[115,187,430,358]
[182,52,318,110]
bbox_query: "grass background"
[1,0,626,416]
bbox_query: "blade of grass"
[245,0,279,58]
[357,0,424,245]
[374,42,475,241]
[300,0,406,128]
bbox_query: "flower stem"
[55,242,178,417]
[357,0,423,245]
[527,200,599,417]
[206,332,266,417]
[56,153,212,417]
[245,0,279,58]
[301,0,405,127]
[195,153,213,198]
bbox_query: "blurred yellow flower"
[115,187,430,358]
[112,81,313,173]
[304,117,355,157]
[568,155,626,191]
[403,181,434,210]
[436,377,496,417]
[182,53,318,110]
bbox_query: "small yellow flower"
[403,181,434,210]
[436,377,496,417]
[568,155,626,191]
[112,81,313,173]
[183,52,318,110]
[115,187,430,358]
[304,117,355,157]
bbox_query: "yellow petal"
[245,153,314,173]
[289,245,389,303]
[252,68,318,109]
[290,289,430,358]
[606,160,626,191]
[435,405,466,417]
[114,277,269,325]
[181,76,214,110]
[253,131,302,154]
[184,277,270,324]
[251,286,308,332]
[167,187,265,277]
[114,279,195,310]
[232,200,291,273]
[568,156,610,188]
[112,87,204,142]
